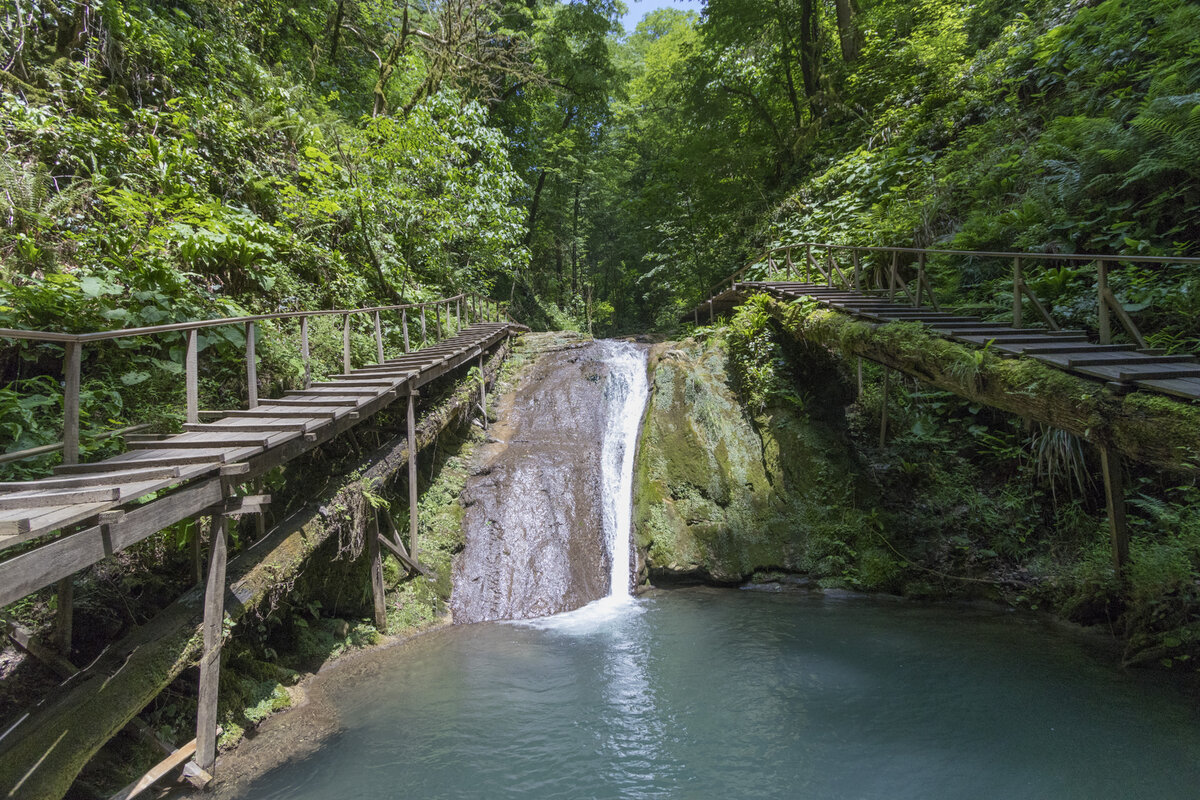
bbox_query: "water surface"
[229,589,1200,799]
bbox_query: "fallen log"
[765,296,1200,474]
[0,342,510,800]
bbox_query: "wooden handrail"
[0,295,470,344]
[0,290,520,469]
[698,241,1175,352]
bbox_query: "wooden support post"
[406,389,419,565]
[191,519,203,585]
[857,357,864,399]
[852,250,862,291]
[195,513,227,773]
[435,304,442,340]
[879,367,890,448]
[367,509,387,633]
[62,341,81,465]
[402,309,411,353]
[708,299,714,324]
[420,306,427,346]
[456,298,462,329]
[694,307,699,326]
[915,253,926,307]
[373,311,384,363]
[478,354,487,433]
[245,322,258,409]
[786,248,795,281]
[1098,260,1111,344]
[54,577,72,655]
[826,250,835,288]
[1012,257,1024,329]
[767,256,775,279]
[342,313,351,374]
[186,329,199,424]
[805,244,813,282]
[300,315,311,390]
[889,252,898,303]
[1100,445,1129,574]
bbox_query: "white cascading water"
[597,340,650,601]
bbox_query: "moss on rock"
[634,336,879,584]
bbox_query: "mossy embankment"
[635,298,1200,673]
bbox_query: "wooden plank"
[183,422,314,433]
[1116,365,1200,382]
[220,408,342,419]
[0,467,181,493]
[0,501,111,541]
[282,387,381,396]
[957,334,1087,345]
[1065,354,1195,368]
[1132,377,1200,401]
[109,737,198,800]
[55,451,228,475]
[127,436,273,450]
[994,342,1135,356]
[256,397,366,407]
[0,487,119,510]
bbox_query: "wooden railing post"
[1098,260,1111,344]
[185,329,199,424]
[402,309,411,353]
[1012,257,1023,328]
[826,249,835,288]
[342,313,351,374]
[373,311,384,363]
[915,252,926,307]
[852,250,862,291]
[56,339,82,654]
[435,303,443,340]
[245,322,258,409]
[786,248,795,280]
[300,316,311,389]
[420,305,427,346]
[888,251,898,302]
[62,341,81,465]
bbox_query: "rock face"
[451,334,613,623]
[634,338,874,583]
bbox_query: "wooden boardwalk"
[0,320,516,607]
[737,281,1200,401]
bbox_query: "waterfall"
[598,340,650,600]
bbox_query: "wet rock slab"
[452,335,612,623]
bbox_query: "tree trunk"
[0,346,512,800]
[771,0,806,129]
[798,0,821,100]
[834,0,861,63]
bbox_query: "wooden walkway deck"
[735,281,1200,402]
[0,321,516,607]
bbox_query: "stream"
[218,339,1200,799]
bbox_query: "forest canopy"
[2,0,1199,460]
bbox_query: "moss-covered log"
[765,296,1200,475]
[0,343,511,800]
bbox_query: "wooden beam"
[879,367,890,448]
[407,390,419,565]
[109,737,198,800]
